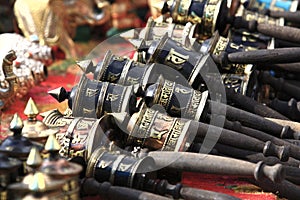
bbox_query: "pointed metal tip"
[24,97,39,118]
[26,147,43,168]
[9,113,24,130]
[76,59,94,73]
[44,133,61,152]
[120,29,138,39]
[128,39,145,50]
[48,87,68,102]
[29,171,46,192]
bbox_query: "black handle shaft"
[248,178,300,200]
[227,47,300,64]
[269,98,300,122]
[195,120,290,161]
[257,23,300,43]
[225,88,288,120]
[180,187,240,200]
[148,151,285,183]
[191,142,300,167]
[81,178,171,200]
[260,71,300,101]
[259,63,300,73]
[208,100,300,139]
[269,10,300,24]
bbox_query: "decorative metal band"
[85,147,106,178]
[184,90,207,121]
[188,54,209,86]
[95,50,113,81]
[157,79,175,109]
[96,82,109,118]
[58,117,81,158]
[212,36,229,55]
[118,60,133,85]
[109,154,126,184]
[130,108,191,151]
[130,108,158,145]
[202,0,222,37]
[56,117,97,159]
[243,10,281,26]
[289,1,298,12]
[222,73,249,95]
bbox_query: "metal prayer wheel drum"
[222,72,258,96]
[163,0,228,40]
[200,31,255,74]
[93,50,149,86]
[140,17,199,50]
[69,75,137,118]
[86,148,157,188]
[162,0,205,24]
[55,117,110,160]
[228,30,270,49]
[127,107,196,151]
[144,76,208,121]
[147,34,212,89]
[245,0,298,12]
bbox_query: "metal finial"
[48,87,69,102]
[44,133,61,152]
[9,113,24,131]
[26,147,42,168]
[24,97,39,119]
[28,172,46,192]
[76,59,94,73]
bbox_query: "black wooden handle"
[227,48,300,64]
[180,187,241,200]
[270,10,300,24]
[257,23,300,43]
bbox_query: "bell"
[48,74,138,118]
[39,134,82,199]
